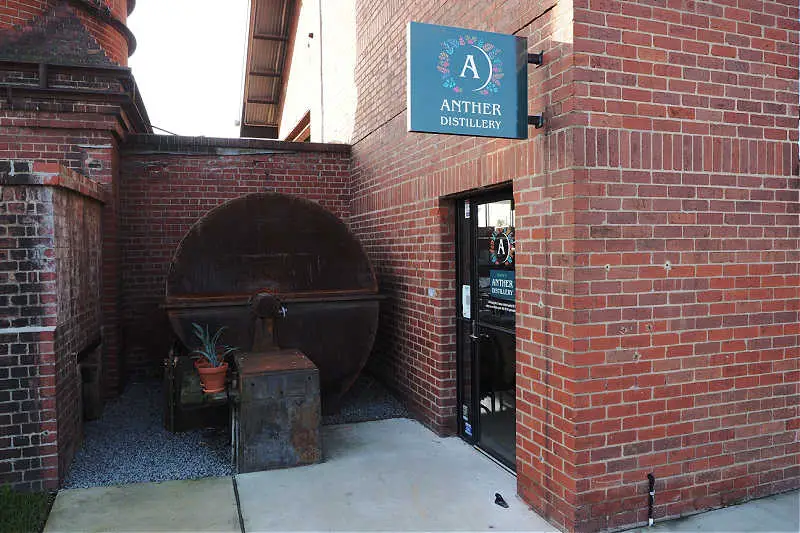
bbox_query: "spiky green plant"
[190,323,238,367]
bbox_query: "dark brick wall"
[0,64,129,394]
[0,1,132,66]
[0,162,56,331]
[0,0,133,491]
[0,328,57,491]
[0,123,123,399]
[0,162,106,491]
[118,137,352,377]
[52,174,103,482]
[0,176,58,490]
[0,1,130,31]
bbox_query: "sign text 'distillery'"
[407,22,528,139]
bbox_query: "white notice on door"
[461,285,471,319]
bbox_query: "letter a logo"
[459,54,480,79]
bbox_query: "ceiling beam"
[253,32,287,41]
[246,98,278,105]
[249,70,281,77]
[240,124,279,139]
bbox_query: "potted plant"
[190,323,238,393]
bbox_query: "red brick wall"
[349,0,798,532]
[570,1,799,530]
[0,0,55,29]
[350,0,580,529]
[74,8,129,65]
[118,136,351,376]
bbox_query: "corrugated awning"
[240,0,297,139]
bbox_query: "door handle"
[469,333,490,341]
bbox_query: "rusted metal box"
[233,349,322,473]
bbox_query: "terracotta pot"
[194,358,212,369]
[196,362,228,393]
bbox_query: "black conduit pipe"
[647,473,656,527]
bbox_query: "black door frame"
[455,186,515,469]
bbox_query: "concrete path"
[236,418,555,531]
[631,489,799,532]
[44,475,240,532]
[44,417,799,532]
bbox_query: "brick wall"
[51,165,103,483]
[118,136,351,376]
[348,0,798,532]
[0,118,124,398]
[0,1,132,66]
[0,162,105,491]
[349,1,579,529]
[0,0,55,29]
[0,1,136,490]
[570,1,799,530]
[0,327,57,491]
[0,56,139,394]
[0,0,129,30]
[0,169,57,491]
[74,8,129,65]
[0,40,129,490]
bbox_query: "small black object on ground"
[495,492,509,508]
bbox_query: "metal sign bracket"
[528,50,545,129]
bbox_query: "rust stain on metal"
[234,350,321,472]
[237,349,316,375]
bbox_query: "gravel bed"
[64,373,407,489]
[63,381,231,489]
[322,373,409,426]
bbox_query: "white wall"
[320,0,357,143]
[278,0,356,143]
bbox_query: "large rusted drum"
[164,192,380,411]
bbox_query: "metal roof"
[240,0,297,139]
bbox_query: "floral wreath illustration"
[437,35,504,95]
[489,227,515,265]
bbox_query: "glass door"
[457,191,516,469]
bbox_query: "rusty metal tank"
[164,192,380,411]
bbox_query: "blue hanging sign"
[407,21,528,139]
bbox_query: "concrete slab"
[235,418,557,532]
[628,490,799,533]
[44,476,240,533]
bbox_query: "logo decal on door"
[489,227,514,265]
